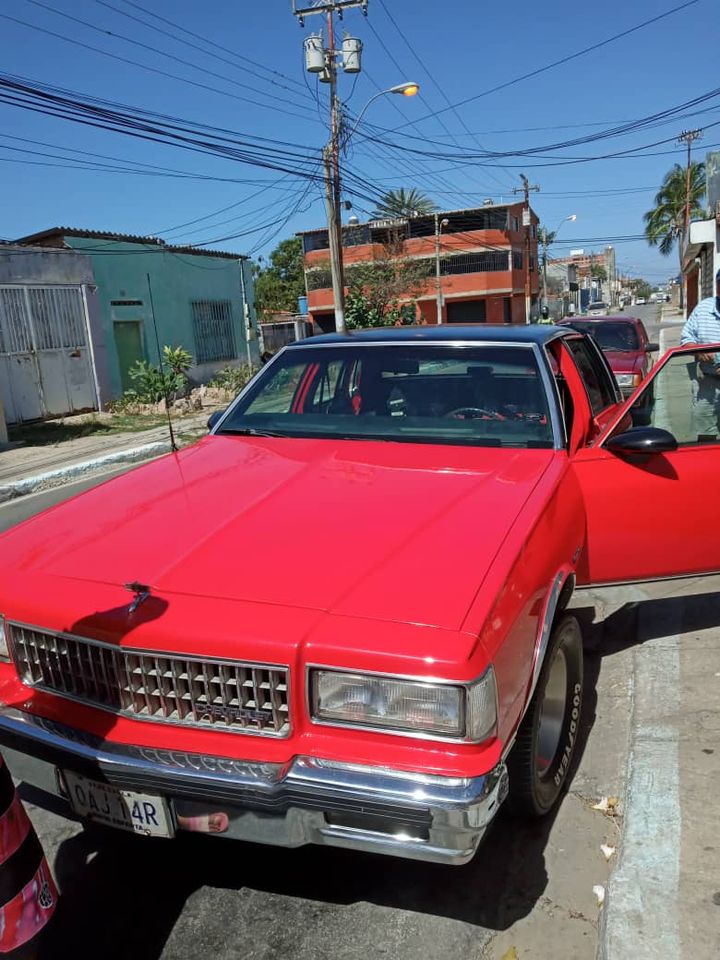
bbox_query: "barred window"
[191,300,236,363]
[440,251,510,274]
[512,251,523,269]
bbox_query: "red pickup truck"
[0,325,716,865]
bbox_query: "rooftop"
[13,227,248,260]
[297,201,531,238]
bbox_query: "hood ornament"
[124,581,151,614]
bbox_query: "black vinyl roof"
[297,324,570,347]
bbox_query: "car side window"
[623,352,720,446]
[564,338,617,416]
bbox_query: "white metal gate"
[0,285,97,424]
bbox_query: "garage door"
[0,285,97,424]
[446,300,486,323]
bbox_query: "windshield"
[218,343,554,448]
[588,302,608,310]
[564,321,640,351]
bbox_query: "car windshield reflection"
[217,344,555,448]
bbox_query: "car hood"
[604,350,644,373]
[0,436,555,632]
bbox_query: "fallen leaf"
[592,797,609,812]
[600,844,616,861]
[500,949,519,960]
[593,884,606,906]
[607,796,619,810]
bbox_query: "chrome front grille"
[8,623,290,737]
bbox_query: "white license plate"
[62,771,174,838]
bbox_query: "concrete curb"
[0,440,171,504]
[597,618,682,959]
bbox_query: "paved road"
[0,475,633,960]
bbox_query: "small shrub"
[126,344,193,405]
[208,364,255,395]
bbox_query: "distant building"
[9,229,258,416]
[682,216,720,315]
[298,202,540,330]
[547,246,617,308]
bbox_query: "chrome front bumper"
[0,708,508,865]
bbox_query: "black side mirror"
[606,426,677,457]
[646,342,659,353]
[207,410,225,432]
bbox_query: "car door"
[572,342,720,585]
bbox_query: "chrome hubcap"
[536,648,568,777]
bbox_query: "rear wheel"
[506,614,583,817]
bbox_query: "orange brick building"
[299,202,540,331]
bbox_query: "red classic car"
[558,315,658,397]
[0,326,715,865]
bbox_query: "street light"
[323,81,419,334]
[435,216,449,324]
[541,214,577,314]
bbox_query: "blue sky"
[0,0,716,283]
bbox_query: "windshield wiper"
[217,427,287,438]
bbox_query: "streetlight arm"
[342,91,385,146]
[341,82,419,147]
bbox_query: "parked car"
[557,315,658,397]
[586,301,609,317]
[636,297,646,305]
[0,326,712,866]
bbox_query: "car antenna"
[146,272,178,453]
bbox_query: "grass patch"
[9,414,170,446]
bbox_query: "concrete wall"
[64,239,259,398]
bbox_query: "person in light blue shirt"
[680,270,720,437]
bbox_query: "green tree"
[644,161,705,309]
[371,188,437,219]
[590,264,607,282]
[254,236,305,320]
[344,256,432,328]
[628,278,653,302]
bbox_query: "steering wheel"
[445,406,503,420]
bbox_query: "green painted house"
[16,228,259,401]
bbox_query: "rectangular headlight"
[0,617,9,662]
[615,374,634,387]
[311,668,496,742]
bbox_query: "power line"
[2,9,319,124]
[22,0,317,116]
[373,0,515,189]
[0,73,387,207]
[389,0,701,130]
[92,0,306,98]
[115,0,306,92]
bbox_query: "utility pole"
[677,128,703,236]
[294,1,368,334]
[513,174,540,324]
[541,228,549,309]
[435,214,449,324]
[677,128,702,314]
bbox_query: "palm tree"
[644,161,705,309]
[371,188,436,219]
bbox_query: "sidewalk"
[0,409,214,503]
[597,577,720,959]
